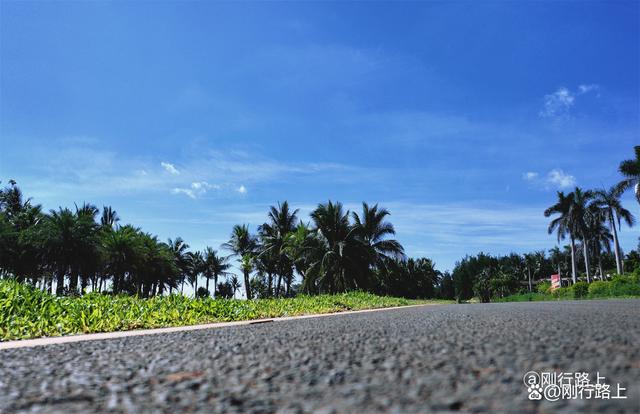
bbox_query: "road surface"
[1,300,639,413]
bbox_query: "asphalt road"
[1,300,639,413]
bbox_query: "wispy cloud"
[522,169,576,190]
[546,169,576,189]
[172,181,220,199]
[236,185,247,194]
[577,83,599,94]
[161,162,180,175]
[540,87,575,119]
[539,84,600,120]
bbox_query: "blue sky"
[1,1,638,274]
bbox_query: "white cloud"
[539,84,600,119]
[172,181,220,199]
[237,185,247,194]
[171,188,196,199]
[161,162,180,175]
[546,169,576,189]
[577,83,599,94]
[522,169,576,190]
[540,87,575,119]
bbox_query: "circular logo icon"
[523,371,540,387]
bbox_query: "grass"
[0,280,451,341]
[495,274,640,303]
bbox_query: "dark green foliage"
[452,253,498,300]
[195,287,210,298]
[573,281,589,298]
[375,257,440,299]
[216,281,234,299]
[438,272,455,300]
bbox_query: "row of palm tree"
[2,181,434,298]
[222,201,408,298]
[544,146,639,283]
[0,182,239,297]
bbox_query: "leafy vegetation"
[496,274,640,302]
[0,279,446,341]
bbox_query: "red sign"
[551,274,561,291]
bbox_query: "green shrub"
[537,281,551,294]
[573,282,589,299]
[552,285,574,299]
[588,281,610,297]
[609,275,640,296]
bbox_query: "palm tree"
[283,221,313,282]
[572,188,594,282]
[545,192,579,283]
[229,274,241,298]
[352,202,405,268]
[222,224,257,299]
[593,186,635,274]
[100,206,120,230]
[258,201,299,297]
[617,145,640,204]
[203,247,232,298]
[168,237,190,294]
[101,224,142,294]
[303,201,372,293]
[187,251,204,296]
[588,214,613,279]
[42,208,77,296]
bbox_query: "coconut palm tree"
[545,192,579,283]
[187,251,204,296]
[40,208,82,295]
[101,224,142,294]
[352,202,405,269]
[168,237,190,294]
[222,224,257,299]
[572,188,594,282]
[593,186,635,274]
[258,201,299,297]
[100,206,120,230]
[229,274,241,298]
[203,247,232,298]
[588,214,613,279]
[617,145,640,204]
[303,201,372,293]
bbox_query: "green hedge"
[498,275,640,303]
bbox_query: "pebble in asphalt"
[1,300,639,413]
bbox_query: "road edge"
[0,303,442,350]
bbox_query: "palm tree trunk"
[181,279,185,294]
[598,256,604,280]
[527,266,532,292]
[276,274,282,297]
[214,275,218,299]
[610,210,623,274]
[206,277,210,295]
[570,237,577,284]
[268,273,273,297]
[244,270,252,300]
[56,267,65,296]
[582,239,591,283]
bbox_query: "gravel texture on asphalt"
[1,300,639,413]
